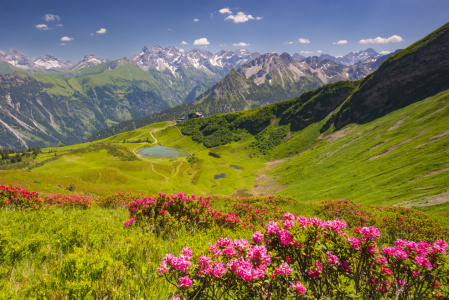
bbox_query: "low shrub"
[160,213,449,299]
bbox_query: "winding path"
[131,126,189,182]
[131,128,169,181]
[149,129,158,144]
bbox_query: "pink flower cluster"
[354,226,380,240]
[381,238,448,270]
[275,262,292,276]
[178,275,192,288]
[159,209,448,300]
[290,281,307,295]
[158,251,192,274]
[124,217,135,227]
[326,251,339,265]
[124,192,255,230]
[211,238,272,282]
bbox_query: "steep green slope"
[274,89,449,208]
[326,22,449,130]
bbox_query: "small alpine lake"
[137,145,189,159]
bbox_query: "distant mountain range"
[89,50,397,141]
[0,46,388,74]
[0,45,397,149]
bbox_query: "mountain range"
[0,46,386,74]
[89,50,397,141]
[0,46,395,149]
[174,22,449,155]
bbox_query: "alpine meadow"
[1,3,449,299]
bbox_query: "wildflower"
[347,236,361,249]
[198,255,211,268]
[432,240,448,254]
[361,226,380,239]
[283,212,296,221]
[283,220,295,228]
[339,260,352,272]
[266,221,280,235]
[226,259,238,272]
[275,262,292,276]
[326,251,339,265]
[178,275,192,288]
[252,231,264,243]
[278,229,293,246]
[393,248,408,260]
[381,266,393,275]
[290,281,306,295]
[223,246,236,257]
[180,247,193,259]
[415,255,432,269]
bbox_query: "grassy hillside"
[0,121,265,197]
[273,89,449,210]
[2,89,449,213]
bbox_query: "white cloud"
[60,43,66,46]
[298,38,310,44]
[168,28,173,31]
[379,50,392,55]
[181,41,188,45]
[60,36,74,42]
[225,12,261,23]
[96,28,107,34]
[44,14,60,22]
[359,35,403,44]
[56,24,63,27]
[300,51,314,54]
[193,38,210,45]
[333,40,348,45]
[232,42,250,47]
[317,50,323,53]
[194,18,199,22]
[219,43,227,47]
[284,41,294,45]
[36,24,50,30]
[255,16,263,20]
[219,8,232,14]
[90,33,94,36]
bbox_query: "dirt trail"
[149,129,158,143]
[131,128,169,181]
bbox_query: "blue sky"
[0,0,448,62]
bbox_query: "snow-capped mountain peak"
[128,46,258,75]
[32,54,73,70]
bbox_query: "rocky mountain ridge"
[0,46,386,74]
[88,50,396,141]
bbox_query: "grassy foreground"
[0,190,448,299]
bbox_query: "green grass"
[0,121,265,197]
[2,89,449,214]
[274,89,449,208]
[0,205,252,299]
